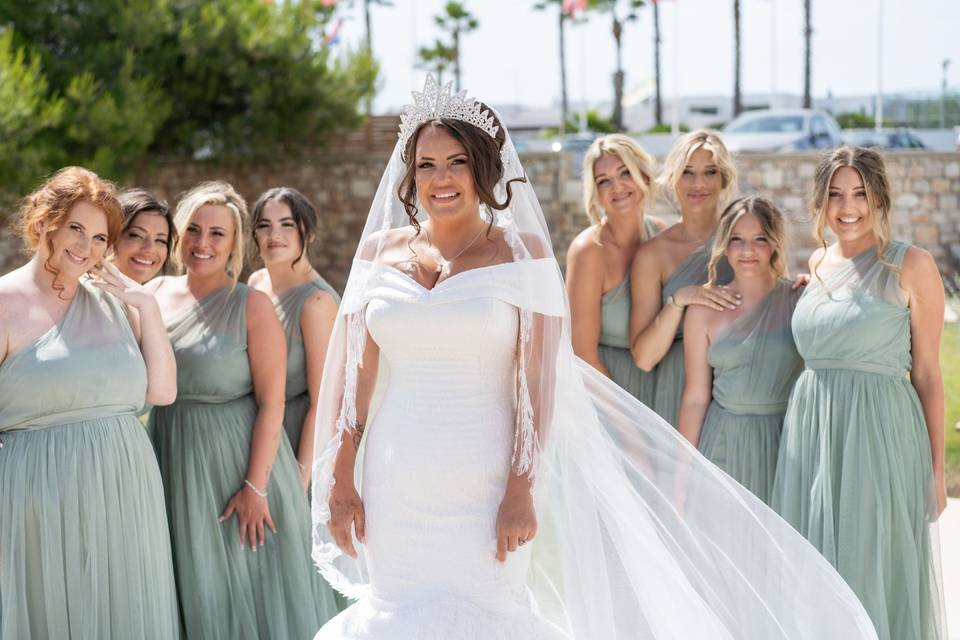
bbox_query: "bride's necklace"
[426,224,486,275]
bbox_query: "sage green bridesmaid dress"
[772,241,944,640]
[597,218,660,406]
[149,283,339,640]
[274,278,340,454]
[697,279,802,504]
[0,280,180,639]
[653,240,732,427]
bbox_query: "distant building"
[495,90,960,135]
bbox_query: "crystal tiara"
[398,74,499,159]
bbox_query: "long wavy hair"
[708,196,789,287]
[397,107,527,237]
[581,134,658,236]
[810,145,896,278]
[17,166,122,296]
[658,129,738,213]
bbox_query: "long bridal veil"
[311,75,878,639]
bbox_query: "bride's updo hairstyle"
[397,105,527,234]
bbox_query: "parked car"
[843,128,926,149]
[721,109,844,153]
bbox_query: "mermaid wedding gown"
[316,263,566,638]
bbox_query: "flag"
[321,0,337,6]
[563,0,587,18]
[325,17,343,47]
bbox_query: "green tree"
[433,2,478,92]
[588,0,645,132]
[835,112,874,129]
[416,39,456,86]
[533,1,575,136]
[0,29,63,198]
[0,0,377,188]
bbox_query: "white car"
[721,109,844,153]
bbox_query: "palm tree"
[733,0,743,117]
[534,0,573,134]
[416,39,456,86]
[590,0,645,132]
[803,0,812,108]
[433,2,479,92]
[652,0,662,126]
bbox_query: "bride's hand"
[495,481,537,562]
[328,480,365,558]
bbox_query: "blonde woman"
[677,196,802,504]
[566,134,666,404]
[772,146,946,640]
[148,182,338,639]
[628,130,739,426]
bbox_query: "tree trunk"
[364,0,373,115]
[559,10,570,133]
[653,0,663,126]
[803,0,812,108]
[612,14,624,131]
[733,0,743,116]
[453,29,461,92]
[364,0,372,52]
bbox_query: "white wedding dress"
[315,264,567,639]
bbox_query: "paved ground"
[943,498,958,638]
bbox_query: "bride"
[311,75,880,639]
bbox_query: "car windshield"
[726,115,805,133]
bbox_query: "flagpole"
[671,1,680,136]
[875,0,883,131]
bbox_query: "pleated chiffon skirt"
[772,369,941,640]
[0,416,181,639]
[151,395,338,640]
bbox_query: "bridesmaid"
[248,187,339,490]
[0,167,180,638]
[113,188,177,284]
[772,146,946,640]
[566,134,666,405]
[677,196,802,504]
[629,130,739,426]
[148,181,339,639]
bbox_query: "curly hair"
[16,166,122,294]
[397,106,526,235]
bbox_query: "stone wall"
[2,149,958,290]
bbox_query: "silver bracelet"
[244,479,268,498]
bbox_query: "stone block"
[933,178,951,193]
[349,178,374,200]
[914,223,939,244]
[897,193,920,209]
[797,162,815,179]
[914,179,931,193]
[945,162,960,178]
[763,168,784,189]
[941,194,958,211]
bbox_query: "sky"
[329,0,960,114]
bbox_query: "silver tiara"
[398,74,499,159]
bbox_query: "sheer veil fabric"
[311,76,879,638]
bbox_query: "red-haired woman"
[0,167,180,638]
